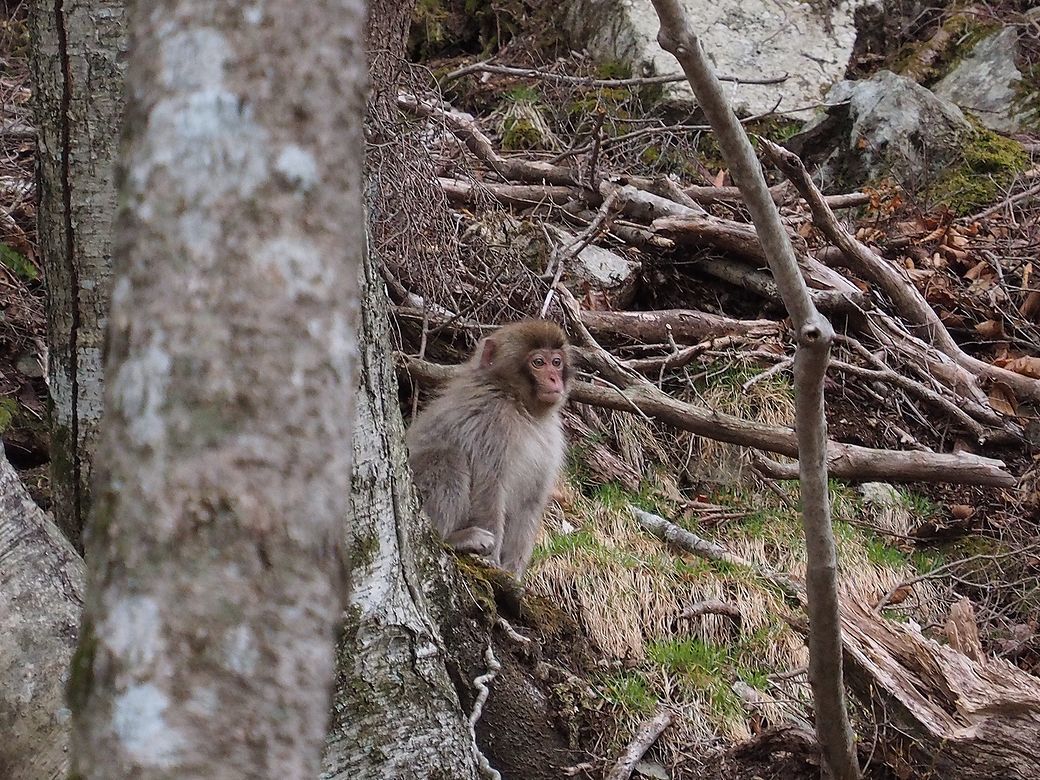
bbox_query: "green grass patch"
[601,671,657,714]
[0,244,37,282]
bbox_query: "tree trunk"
[0,446,84,780]
[28,0,127,549]
[320,236,480,780]
[841,599,1040,779]
[320,1,480,776]
[69,2,366,777]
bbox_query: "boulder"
[787,70,974,191]
[563,0,875,118]
[932,26,1038,135]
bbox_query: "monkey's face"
[527,348,568,409]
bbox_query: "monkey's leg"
[444,526,497,556]
[499,504,545,577]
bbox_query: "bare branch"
[400,355,1017,488]
[762,138,1040,403]
[399,93,578,186]
[603,708,674,780]
[441,61,788,88]
[648,3,859,775]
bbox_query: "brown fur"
[407,320,570,576]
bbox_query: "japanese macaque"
[407,320,570,577]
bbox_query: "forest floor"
[4,1,1040,778]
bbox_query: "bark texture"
[69,2,365,777]
[842,600,1040,779]
[0,447,84,780]
[29,0,127,548]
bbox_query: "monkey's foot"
[446,527,497,557]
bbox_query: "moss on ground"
[925,124,1028,215]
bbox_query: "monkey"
[407,319,570,578]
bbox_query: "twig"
[399,93,577,186]
[539,192,620,317]
[624,334,745,373]
[874,544,1040,614]
[585,108,607,188]
[603,708,674,780]
[678,599,742,620]
[762,136,1040,403]
[963,181,1040,222]
[440,61,788,87]
[741,357,792,391]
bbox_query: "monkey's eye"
[532,356,546,368]
[551,356,563,368]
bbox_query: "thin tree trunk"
[28,0,127,549]
[69,2,366,777]
[648,2,859,777]
[0,446,84,780]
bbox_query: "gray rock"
[788,70,974,190]
[563,0,876,118]
[544,225,642,308]
[933,27,1037,134]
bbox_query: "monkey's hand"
[445,527,497,557]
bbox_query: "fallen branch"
[698,257,868,314]
[624,334,746,373]
[401,355,1017,487]
[763,138,1040,402]
[438,177,575,208]
[684,183,870,210]
[603,708,674,780]
[400,93,578,186]
[442,61,788,88]
[633,505,804,600]
[580,308,780,344]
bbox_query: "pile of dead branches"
[385,70,1040,491]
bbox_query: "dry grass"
[529,359,951,762]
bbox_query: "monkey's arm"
[410,447,473,535]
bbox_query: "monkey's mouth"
[537,390,564,405]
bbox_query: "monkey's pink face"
[528,348,568,406]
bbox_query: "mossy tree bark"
[68,1,366,777]
[29,0,127,550]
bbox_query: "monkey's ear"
[479,338,497,368]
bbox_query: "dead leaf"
[938,310,966,329]
[1021,290,1040,322]
[922,225,947,243]
[906,268,933,284]
[988,382,1018,416]
[1003,356,1040,379]
[950,504,976,521]
[964,260,991,280]
[974,319,1005,340]
[712,169,726,187]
